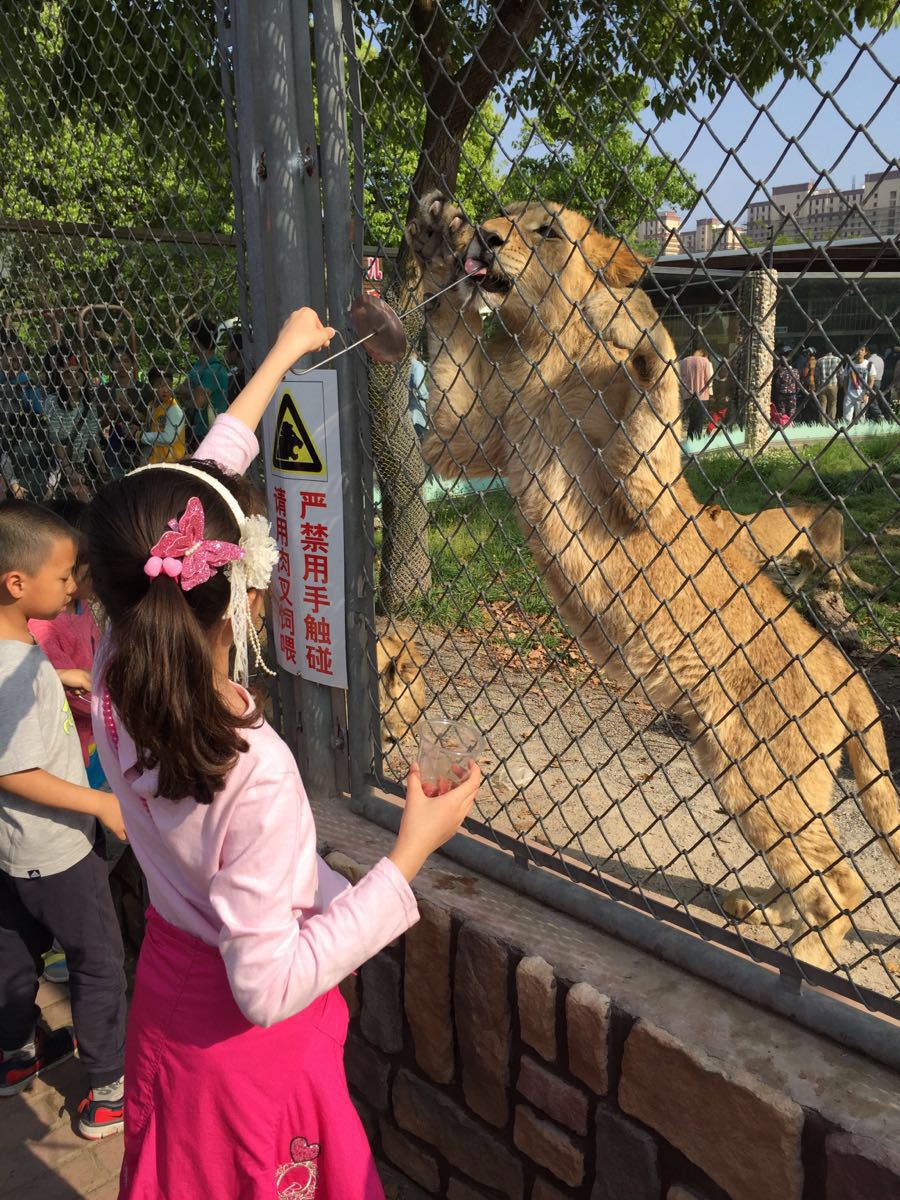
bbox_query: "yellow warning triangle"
[272,392,325,475]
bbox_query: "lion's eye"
[536,224,560,239]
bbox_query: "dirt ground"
[379,624,900,1004]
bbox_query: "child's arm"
[57,668,92,696]
[226,309,335,435]
[191,310,335,476]
[213,761,478,1027]
[0,769,126,840]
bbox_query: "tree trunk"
[369,306,431,613]
[370,0,544,614]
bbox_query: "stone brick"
[826,1131,900,1200]
[84,1183,122,1200]
[393,1069,524,1200]
[380,1121,441,1194]
[619,1021,803,1200]
[592,1104,659,1200]
[531,1180,571,1200]
[565,981,610,1095]
[345,1030,391,1111]
[361,951,403,1054]
[404,900,454,1083]
[513,1105,584,1188]
[448,1180,493,1200]
[516,956,557,1061]
[454,925,511,1126]
[340,971,360,1020]
[378,1160,438,1200]
[325,850,365,883]
[517,1055,589,1135]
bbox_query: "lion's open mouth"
[464,256,512,294]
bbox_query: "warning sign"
[271,391,326,477]
[264,371,346,689]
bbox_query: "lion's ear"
[588,232,649,288]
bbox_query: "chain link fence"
[0,4,242,514]
[2,0,898,1064]
[338,0,900,1055]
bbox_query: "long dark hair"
[85,460,264,804]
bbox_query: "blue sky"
[642,24,900,226]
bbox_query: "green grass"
[403,492,573,654]
[685,434,900,647]
[380,433,900,654]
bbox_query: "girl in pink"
[29,522,102,771]
[85,309,481,1199]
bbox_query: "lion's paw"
[406,191,472,284]
[723,893,763,924]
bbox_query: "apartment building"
[638,212,746,256]
[745,169,900,241]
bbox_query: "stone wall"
[315,796,900,1200]
[736,268,778,453]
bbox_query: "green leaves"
[503,96,698,231]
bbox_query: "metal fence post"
[231,0,340,798]
[313,0,377,805]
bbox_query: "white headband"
[128,462,279,686]
[130,462,247,527]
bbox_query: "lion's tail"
[843,674,900,865]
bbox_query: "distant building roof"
[658,235,900,274]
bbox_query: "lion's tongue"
[464,257,488,277]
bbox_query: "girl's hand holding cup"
[389,720,484,883]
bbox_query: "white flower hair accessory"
[129,462,279,686]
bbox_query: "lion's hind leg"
[704,737,864,968]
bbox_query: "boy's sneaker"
[42,949,70,984]
[0,1026,76,1097]
[77,1076,124,1139]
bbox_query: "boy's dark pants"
[0,837,126,1087]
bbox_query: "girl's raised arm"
[226,309,335,436]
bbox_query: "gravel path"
[379,623,900,1004]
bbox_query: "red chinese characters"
[273,486,296,665]
[298,492,333,676]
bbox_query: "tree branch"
[413,0,452,104]
[430,0,545,136]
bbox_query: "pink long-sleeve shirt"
[30,602,101,764]
[92,414,419,1026]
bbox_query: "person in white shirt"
[843,346,875,425]
[866,345,891,421]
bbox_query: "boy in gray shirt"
[0,500,127,1139]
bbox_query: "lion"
[406,192,899,968]
[377,628,426,743]
[704,503,875,594]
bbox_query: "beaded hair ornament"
[130,463,278,685]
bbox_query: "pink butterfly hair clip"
[143,495,244,591]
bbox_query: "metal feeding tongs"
[295,278,464,373]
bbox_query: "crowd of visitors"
[769,341,900,428]
[678,338,900,436]
[0,320,245,504]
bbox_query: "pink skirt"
[120,907,384,1200]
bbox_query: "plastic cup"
[417,718,484,797]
